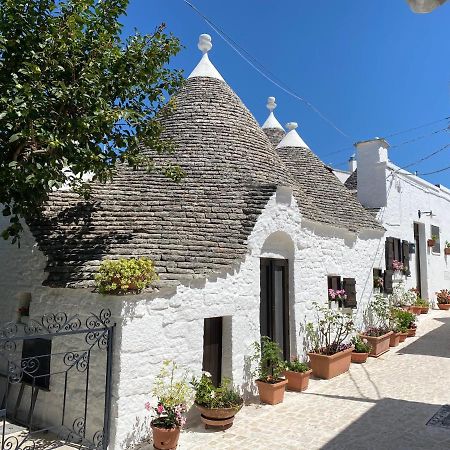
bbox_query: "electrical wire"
[385,116,450,138]
[390,127,448,149]
[182,0,353,141]
[418,165,450,176]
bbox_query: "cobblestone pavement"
[142,309,450,450]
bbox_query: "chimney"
[355,138,389,208]
[348,155,357,172]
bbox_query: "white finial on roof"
[262,96,284,130]
[276,121,310,149]
[188,34,224,81]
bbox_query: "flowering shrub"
[436,289,450,304]
[328,288,347,300]
[95,257,158,294]
[190,373,242,409]
[306,303,354,356]
[147,360,192,429]
[373,276,384,289]
[392,260,404,272]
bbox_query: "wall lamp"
[418,210,434,219]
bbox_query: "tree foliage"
[0,0,183,242]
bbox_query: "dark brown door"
[260,259,290,359]
[414,223,422,296]
[202,317,223,387]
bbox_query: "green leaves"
[0,0,183,242]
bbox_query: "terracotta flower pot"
[151,424,180,450]
[195,403,242,430]
[359,331,393,357]
[438,303,450,310]
[427,239,435,248]
[389,332,401,347]
[409,306,422,315]
[283,369,312,392]
[307,347,353,379]
[399,332,408,343]
[351,352,369,364]
[407,328,417,337]
[420,307,429,314]
[256,379,288,405]
[445,248,450,256]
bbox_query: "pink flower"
[144,402,151,412]
[156,404,165,415]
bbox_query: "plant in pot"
[445,241,450,256]
[360,295,393,356]
[283,357,312,392]
[392,309,417,337]
[350,336,372,363]
[436,289,450,310]
[414,297,430,314]
[305,304,354,379]
[95,257,158,294]
[427,234,438,248]
[328,288,347,308]
[250,336,287,405]
[392,259,404,273]
[373,276,384,292]
[390,284,416,310]
[191,373,243,429]
[147,360,192,450]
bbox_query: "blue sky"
[122,1,449,185]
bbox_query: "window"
[327,276,357,309]
[431,225,440,253]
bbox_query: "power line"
[385,116,450,138]
[390,127,448,149]
[182,0,353,141]
[418,165,450,176]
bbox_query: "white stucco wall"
[375,165,450,301]
[0,191,384,449]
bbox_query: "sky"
[121,0,449,185]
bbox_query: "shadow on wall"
[28,201,133,287]
[398,317,450,359]
[316,396,450,450]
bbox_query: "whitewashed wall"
[0,192,384,449]
[376,165,450,300]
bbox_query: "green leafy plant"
[391,309,416,331]
[0,0,184,243]
[190,373,243,409]
[146,360,193,429]
[351,336,372,354]
[95,257,158,294]
[250,336,285,383]
[445,241,450,249]
[414,297,429,307]
[284,357,310,373]
[431,234,439,241]
[306,303,354,356]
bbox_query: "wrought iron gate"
[0,309,115,449]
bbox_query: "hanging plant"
[95,257,158,294]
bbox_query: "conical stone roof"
[29,36,381,289]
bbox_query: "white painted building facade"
[1,35,386,449]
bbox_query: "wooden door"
[260,259,290,359]
[202,317,223,387]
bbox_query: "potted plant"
[283,357,312,392]
[361,294,393,356]
[392,309,417,338]
[414,297,429,314]
[427,234,438,248]
[191,373,243,429]
[306,304,354,379]
[436,289,450,310]
[445,241,450,256]
[373,276,384,292]
[351,336,371,363]
[328,288,347,308]
[146,360,192,450]
[392,259,404,273]
[250,336,288,405]
[95,257,158,294]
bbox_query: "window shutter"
[385,238,394,271]
[431,225,440,253]
[402,240,410,276]
[384,270,393,294]
[343,278,357,308]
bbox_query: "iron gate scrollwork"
[0,309,115,450]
